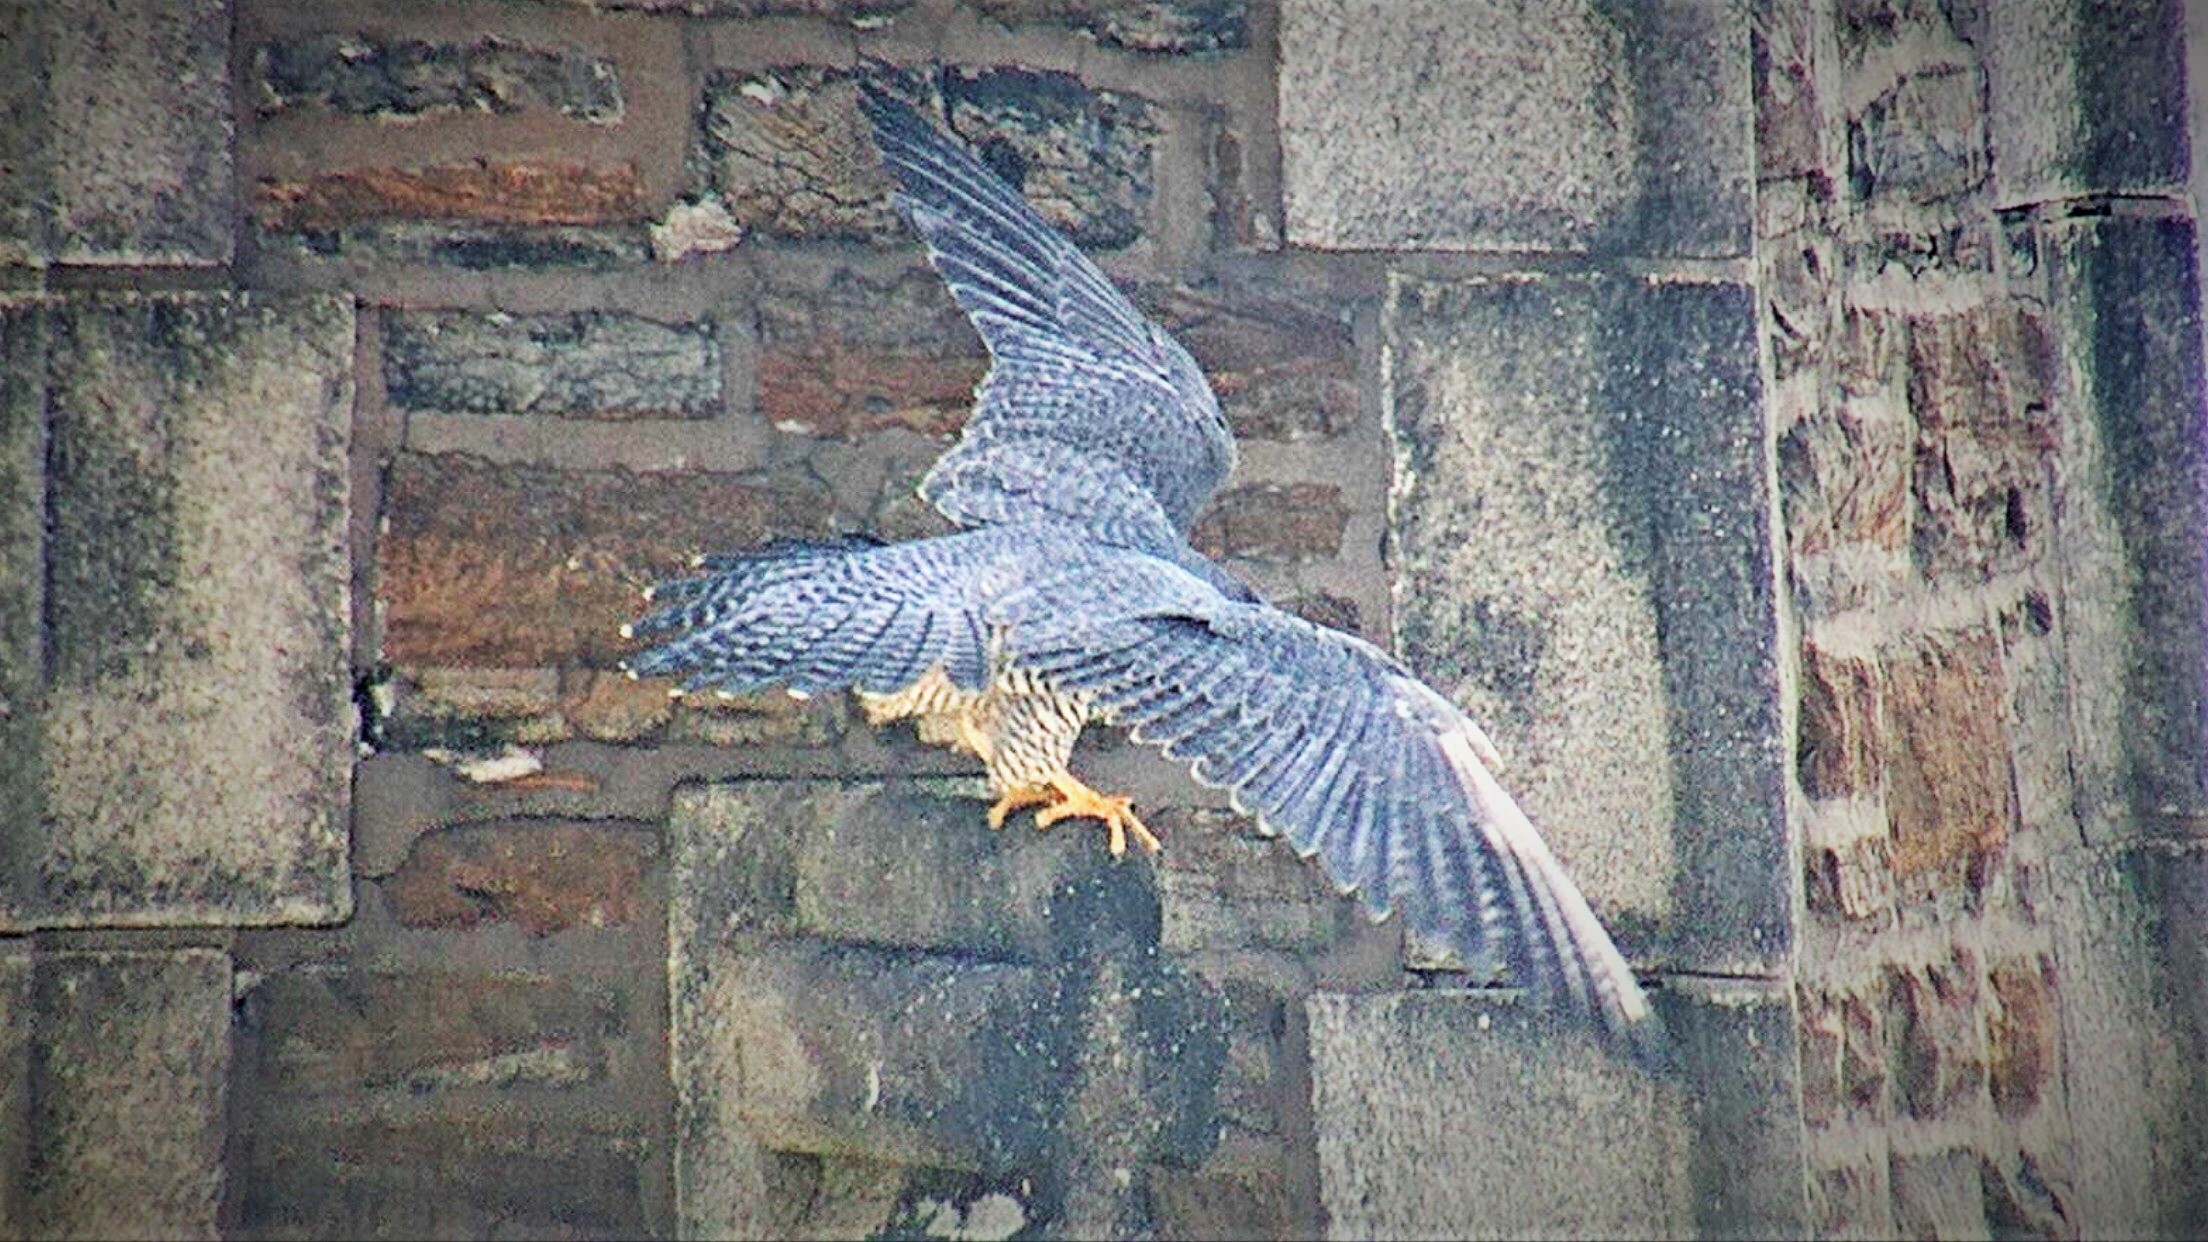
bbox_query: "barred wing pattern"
[992,569,1660,1052]
[860,86,1233,539]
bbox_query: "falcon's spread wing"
[860,86,1234,542]
[992,564,1661,1054]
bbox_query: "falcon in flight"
[625,85,1660,1053]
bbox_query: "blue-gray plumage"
[623,85,1660,1055]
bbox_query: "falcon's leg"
[1034,772,1162,857]
[987,784,1056,830]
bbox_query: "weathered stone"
[1189,482,1348,562]
[18,951,231,1240]
[560,668,677,741]
[700,65,1153,247]
[971,0,1249,55]
[1985,0,2189,203]
[1847,64,1988,207]
[1,294,353,929]
[375,452,831,669]
[757,261,985,439]
[1981,1150,2077,1242]
[254,33,624,122]
[1906,306,2054,580]
[1778,404,1912,559]
[239,964,623,1098]
[1752,0,1825,181]
[383,309,722,420]
[591,0,909,12]
[1797,643,1884,799]
[0,0,232,265]
[1987,954,2056,1120]
[1160,290,1359,442]
[1881,629,2013,902]
[1885,955,1985,1121]
[664,688,848,749]
[257,160,648,230]
[381,821,658,933]
[1308,991,1692,1239]
[1804,832,1894,923]
[1155,808,1351,955]
[1811,1158,1891,1239]
[1280,0,1750,255]
[1385,272,1782,972]
[263,221,652,269]
[1889,1149,1989,1241]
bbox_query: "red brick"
[1987,955,2057,1120]
[257,160,648,230]
[1798,643,1884,798]
[1191,482,1349,562]
[376,453,832,668]
[382,822,656,934]
[1882,630,2014,899]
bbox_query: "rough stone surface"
[670,780,1227,1237]
[0,294,353,929]
[380,820,659,932]
[257,160,648,231]
[699,65,1154,247]
[1384,272,1782,971]
[1154,807,1351,955]
[756,262,986,440]
[14,950,231,1240]
[971,0,1250,55]
[1985,0,2189,204]
[1280,0,1750,254]
[375,452,831,670]
[383,309,722,420]
[254,33,625,123]
[1308,990,1692,1240]
[1160,288,1360,442]
[1881,629,2014,903]
[1797,643,1883,800]
[1190,482,1348,563]
[0,0,233,265]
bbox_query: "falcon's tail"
[619,532,1002,697]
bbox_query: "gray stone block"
[382,309,722,419]
[0,0,233,265]
[6,950,232,1240]
[1384,272,1785,974]
[1308,990,1693,1240]
[0,293,354,928]
[1986,0,2188,205]
[1279,0,1750,255]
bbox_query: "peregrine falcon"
[624,86,1660,1052]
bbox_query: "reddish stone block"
[1839,991,1887,1118]
[381,822,657,934]
[1906,307,2058,579]
[376,453,832,669]
[1798,643,1884,798]
[1797,992,1843,1128]
[1159,290,1358,442]
[1805,835,1894,922]
[1778,407,1911,557]
[1987,954,2057,1120]
[1882,629,2014,900]
[759,346,985,440]
[257,160,648,231]
[558,670,675,742]
[1190,482,1349,562]
[1885,955,1985,1121]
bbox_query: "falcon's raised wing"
[860,86,1235,544]
[992,567,1664,1056]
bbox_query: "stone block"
[2045,844,2207,1237]
[11,950,231,1240]
[0,294,353,929]
[1881,628,2015,904]
[375,452,831,670]
[1159,289,1360,442]
[698,65,1154,247]
[1189,482,1348,563]
[1884,954,1986,1121]
[257,161,649,231]
[380,820,660,933]
[1155,808,1352,955]
[670,780,1229,1236]
[1797,643,1884,800]
[382,309,722,420]
[1987,953,2057,1121]
[1888,1149,1989,1241]
[1307,990,1693,1240]
[1280,0,1750,255]
[0,0,233,265]
[756,261,985,440]
[1384,271,1784,973]
[1985,0,2188,204]
[253,32,624,123]
[971,0,1250,55]
[1846,64,1988,209]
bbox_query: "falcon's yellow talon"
[987,785,1056,831]
[1034,774,1160,857]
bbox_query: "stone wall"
[1,0,2203,1238]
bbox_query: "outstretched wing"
[995,571,1661,1054]
[860,85,1234,540]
